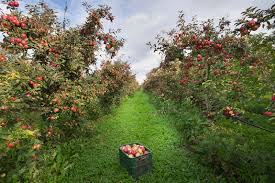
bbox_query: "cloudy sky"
[1,0,273,83]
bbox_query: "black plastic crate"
[119,143,152,179]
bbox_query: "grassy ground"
[62,91,215,182]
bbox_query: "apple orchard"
[0,0,275,182]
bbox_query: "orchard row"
[0,1,138,181]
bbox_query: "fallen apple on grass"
[121,144,147,158]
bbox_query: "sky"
[1,0,274,83]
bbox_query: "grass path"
[64,91,214,182]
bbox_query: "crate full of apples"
[120,144,149,158]
[119,143,152,179]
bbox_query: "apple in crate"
[129,149,137,156]
[136,152,141,157]
[132,144,139,151]
[122,146,129,153]
[128,154,134,158]
[140,146,145,153]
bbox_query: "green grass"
[61,91,215,182]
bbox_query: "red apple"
[11,97,17,101]
[20,23,27,29]
[29,80,34,86]
[1,15,8,20]
[18,43,23,48]
[129,149,136,156]
[122,146,129,153]
[15,38,21,43]
[16,20,20,26]
[53,108,60,113]
[197,54,203,61]
[0,55,7,62]
[10,37,15,44]
[215,44,222,50]
[240,27,248,36]
[106,44,112,50]
[21,40,27,45]
[272,95,275,101]
[20,124,28,130]
[8,1,14,7]
[139,146,145,153]
[21,33,27,39]
[203,39,211,46]
[36,76,44,81]
[247,19,256,28]
[25,92,31,97]
[70,106,78,113]
[263,112,273,117]
[29,81,40,88]
[7,142,15,149]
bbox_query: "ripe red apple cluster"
[99,34,116,50]
[239,19,260,36]
[223,106,237,117]
[29,80,40,88]
[177,32,236,87]
[47,98,79,121]
[1,15,27,29]
[70,106,78,113]
[121,144,149,158]
[192,37,223,52]
[8,1,19,7]
[0,106,9,111]
[10,36,28,49]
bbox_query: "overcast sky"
[1,0,274,83]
